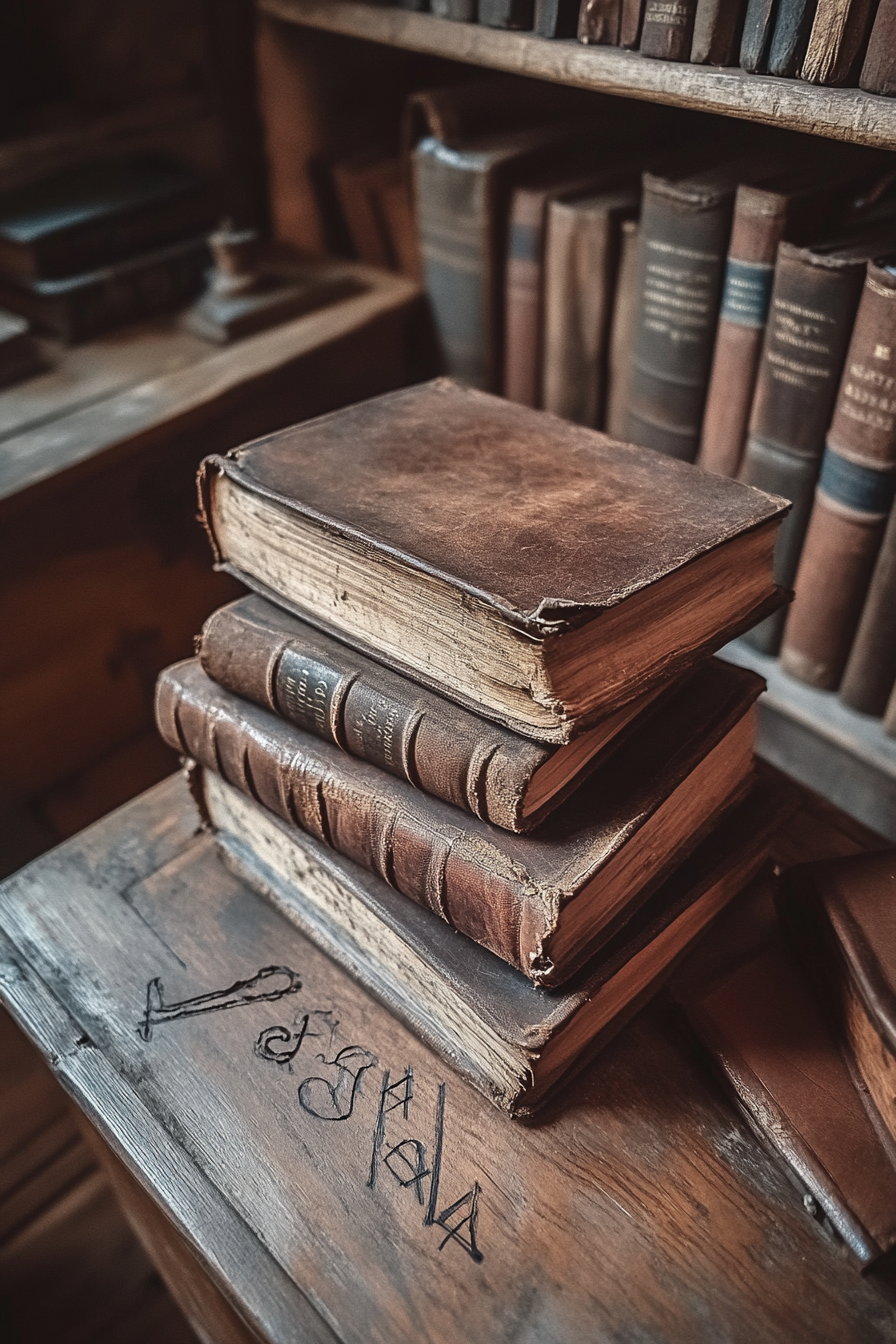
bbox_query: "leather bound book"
[780,262,896,691]
[691,0,749,63]
[201,771,784,1116]
[766,0,818,74]
[620,0,647,42]
[639,0,699,57]
[738,230,891,656]
[840,503,896,716]
[479,0,536,23]
[801,0,878,84]
[739,0,776,71]
[781,851,896,1154]
[626,153,782,463]
[412,124,596,390]
[198,380,788,742]
[683,889,896,1270]
[156,656,763,986]
[0,154,218,283]
[861,0,896,95]
[541,183,640,426]
[578,0,623,42]
[197,595,671,832]
[431,0,477,16]
[534,0,581,33]
[605,217,641,436]
[331,152,404,270]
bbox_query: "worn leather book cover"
[801,0,878,84]
[605,217,641,437]
[619,0,647,42]
[156,655,762,986]
[541,183,640,426]
[861,0,896,94]
[0,235,208,344]
[534,0,581,33]
[0,154,218,283]
[781,851,896,1161]
[198,380,788,742]
[626,152,784,463]
[201,770,783,1116]
[766,0,818,73]
[738,0,776,70]
[841,505,896,716]
[738,229,895,656]
[681,878,896,1270]
[578,0,622,42]
[639,0,699,57]
[780,262,896,691]
[331,152,404,270]
[691,0,748,63]
[413,124,597,390]
[479,0,536,24]
[197,595,672,833]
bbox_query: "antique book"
[801,0,878,84]
[504,159,636,407]
[541,183,640,426]
[738,229,894,655]
[605,217,641,437]
[619,0,647,41]
[431,0,477,17]
[766,0,818,74]
[860,0,896,95]
[739,0,776,70]
[578,0,622,42]
[534,0,581,33]
[0,235,208,344]
[840,504,896,716]
[412,124,595,389]
[156,655,763,986]
[201,770,783,1116]
[331,152,404,270]
[626,152,782,462]
[781,851,896,1157]
[479,0,536,23]
[780,262,896,690]
[0,153,218,283]
[639,0,699,57]
[197,595,671,833]
[682,882,896,1270]
[402,76,575,154]
[691,0,748,63]
[198,380,788,742]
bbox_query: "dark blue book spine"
[766,0,817,74]
[739,0,778,71]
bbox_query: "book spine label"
[840,504,896,715]
[626,179,734,461]
[578,0,622,40]
[860,0,896,94]
[639,0,698,56]
[781,264,896,689]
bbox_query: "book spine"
[431,0,478,15]
[578,0,623,40]
[780,264,896,690]
[860,0,896,94]
[840,503,896,715]
[801,0,878,84]
[605,217,641,438]
[534,0,581,33]
[639,0,699,56]
[766,0,817,75]
[690,0,748,62]
[698,185,788,478]
[619,0,647,42]
[737,244,867,655]
[198,602,546,831]
[738,0,776,71]
[412,138,490,389]
[156,663,544,976]
[504,187,548,406]
[626,176,734,461]
[479,0,535,24]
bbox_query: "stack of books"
[154,378,791,1116]
[0,153,219,343]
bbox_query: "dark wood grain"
[0,773,894,1343]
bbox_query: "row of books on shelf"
[383,0,895,96]
[400,79,896,728]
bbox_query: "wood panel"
[261,0,896,151]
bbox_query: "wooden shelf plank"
[261,0,896,150]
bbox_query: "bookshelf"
[262,0,896,150]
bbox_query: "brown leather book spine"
[860,0,896,94]
[801,0,878,84]
[619,0,646,42]
[840,503,896,715]
[504,185,549,406]
[605,218,640,437]
[698,185,788,478]
[781,263,896,690]
[198,600,549,831]
[578,0,622,42]
[639,0,699,57]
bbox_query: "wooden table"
[0,768,893,1344]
